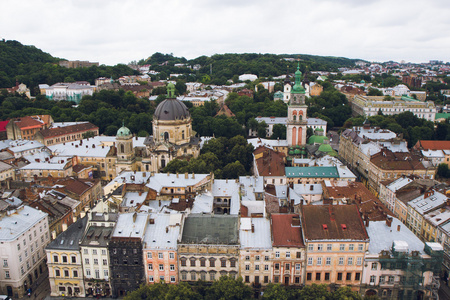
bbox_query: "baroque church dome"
[116,125,131,137]
[154,83,190,121]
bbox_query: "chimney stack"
[397,225,401,232]
[386,216,392,227]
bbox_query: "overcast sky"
[2,0,449,66]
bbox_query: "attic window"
[341,224,347,230]
[322,224,328,230]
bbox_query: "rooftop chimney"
[386,216,392,227]
[397,224,401,232]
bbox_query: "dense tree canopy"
[123,280,367,300]
[163,136,254,179]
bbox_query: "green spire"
[292,63,305,94]
[167,83,176,98]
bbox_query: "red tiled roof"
[271,214,304,247]
[254,146,285,177]
[0,120,9,132]
[301,205,369,241]
[370,149,426,171]
[416,140,450,151]
[13,116,45,130]
[38,122,98,138]
[323,181,392,221]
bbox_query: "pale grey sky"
[1,0,449,66]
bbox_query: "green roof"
[436,113,450,120]
[285,166,339,178]
[307,135,329,145]
[117,126,131,137]
[318,143,333,152]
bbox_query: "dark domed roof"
[154,98,190,121]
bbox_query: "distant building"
[44,82,96,104]
[59,60,99,68]
[350,94,436,121]
[35,122,99,146]
[6,115,53,140]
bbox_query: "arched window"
[164,132,169,141]
[120,144,124,153]
[182,130,185,139]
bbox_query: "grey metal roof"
[46,216,88,250]
[154,98,190,121]
[181,214,239,245]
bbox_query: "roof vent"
[341,224,347,230]
[322,224,328,230]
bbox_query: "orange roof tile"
[271,214,304,247]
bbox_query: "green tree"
[205,276,252,300]
[262,284,295,300]
[437,163,450,178]
[222,161,246,179]
[368,88,383,96]
[271,124,286,140]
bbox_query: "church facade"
[115,83,200,174]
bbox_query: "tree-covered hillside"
[0,40,138,93]
[141,52,360,85]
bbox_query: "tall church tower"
[286,64,308,146]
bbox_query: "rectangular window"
[245,264,250,271]
[307,273,312,281]
[55,269,60,277]
[340,244,345,251]
[348,257,353,265]
[315,272,321,281]
[349,244,354,251]
[104,270,108,277]
[286,252,290,258]
[255,255,260,261]
[285,263,290,270]
[296,252,301,259]
[85,258,89,264]
[53,255,59,263]
[3,259,7,267]
[265,256,269,261]
[103,259,107,266]
[169,252,175,259]
[245,256,250,261]
[370,275,376,283]
[265,265,269,271]
[325,272,330,281]
[337,272,343,281]
[317,244,323,251]
[5,271,9,279]
[308,244,314,251]
[73,270,78,278]
[317,257,322,265]
[149,276,154,282]
[325,257,331,265]
[358,244,364,251]
[356,257,362,265]
[158,253,163,259]
[346,272,352,281]
[148,264,153,271]
[275,251,280,258]
[221,260,226,267]
[170,264,175,271]
[275,263,280,270]
[94,258,98,265]
[327,244,332,251]
[92,249,97,255]
[355,272,361,281]
[255,264,260,271]
[159,264,164,271]
[170,276,176,283]
[338,257,344,265]
[245,276,249,283]
[295,263,301,271]
[200,260,206,267]
[72,256,76,264]
[147,252,152,259]
[264,276,269,283]
[371,263,377,270]
[307,257,313,265]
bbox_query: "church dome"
[154,98,190,121]
[117,126,131,137]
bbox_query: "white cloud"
[1,0,449,65]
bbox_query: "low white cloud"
[1,0,449,65]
